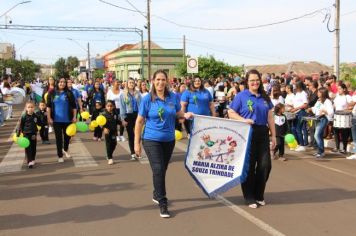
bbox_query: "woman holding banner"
[134,70,192,218]
[228,69,276,209]
[181,77,216,135]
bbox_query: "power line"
[98,0,332,31]
[341,9,356,16]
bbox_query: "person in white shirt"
[139,80,149,97]
[332,83,352,154]
[284,85,295,111]
[290,81,309,151]
[107,80,126,142]
[215,85,226,118]
[312,87,334,158]
[270,84,285,107]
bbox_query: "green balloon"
[17,137,30,148]
[284,134,295,144]
[76,122,88,132]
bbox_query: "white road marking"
[0,143,25,174]
[116,141,149,164]
[308,161,356,179]
[216,195,286,236]
[70,137,98,167]
[176,140,285,236]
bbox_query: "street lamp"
[16,40,34,60]
[67,38,91,80]
[0,1,32,18]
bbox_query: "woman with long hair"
[119,78,142,160]
[46,78,77,162]
[181,77,216,135]
[107,80,126,142]
[87,81,105,115]
[134,69,193,218]
[312,87,334,158]
[228,69,276,209]
[291,81,309,151]
[2,81,13,119]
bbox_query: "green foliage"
[54,57,68,78]
[176,55,242,79]
[0,58,40,82]
[66,56,79,71]
[340,63,356,89]
[93,69,105,79]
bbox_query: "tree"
[54,57,69,78]
[176,55,242,79]
[0,58,40,82]
[340,63,356,89]
[93,69,105,79]
[66,56,79,71]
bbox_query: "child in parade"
[102,101,119,165]
[273,103,288,161]
[36,101,50,144]
[92,100,103,141]
[17,101,42,168]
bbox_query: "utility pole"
[87,42,91,80]
[147,0,151,80]
[334,0,340,79]
[183,35,186,61]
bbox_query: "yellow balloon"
[66,123,77,136]
[175,130,183,141]
[288,140,298,148]
[81,111,90,120]
[44,92,48,103]
[13,133,18,143]
[37,125,41,131]
[90,120,98,128]
[89,124,95,131]
[96,115,107,126]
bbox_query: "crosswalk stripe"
[70,137,98,167]
[0,143,25,174]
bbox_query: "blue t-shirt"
[139,92,181,142]
[70,88,81,108]
[229,89,273,126]
[130,93,138,112]
[85,84,93,93]
[175,92,182,102]
[53,91,70,123]
[181,89,212,116]
[93,91,103,103]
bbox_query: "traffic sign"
[187,57,198,74]
[6,68,11,75]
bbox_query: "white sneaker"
[120,136,126,142]
[130,154,137,161]
[256,200,266,206]
[346,154,356,160]
[63,150,71,158]
[108,159,114,165]
[58,158,64,163]
[295,146,306,152]
[116,136,121,142]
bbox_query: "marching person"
[311,87,334,158]
[228,69,276,209]
[102,101,119,165]
[134,69,193,218]
[273,103,288,161]
[332,83,352,154]
[120,78,142,160]
[17,101,42,168]
[36,101,50,144]
[107,80,126,142]
[91,101,104,141]
[46,78,77,163]
[88,81,105,115]
[181,77,216,135]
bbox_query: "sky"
[0,0,355,66]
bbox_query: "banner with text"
[185,115,252,198]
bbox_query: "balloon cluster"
[284,134,298,149]
[13,133,30,148]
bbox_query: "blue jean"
[0,107,3,125]
[292,110,308,146]
[314,117,328,154]
[352,117,356,153]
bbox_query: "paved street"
[1,104,356,236]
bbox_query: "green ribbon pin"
[247,99,253,112]
[193,95,198,105]
[158,107,164,121]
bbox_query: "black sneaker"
[159,205,170,218]
[331,148,339,153]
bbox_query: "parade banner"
[185,115,252,198]
[30,83,43,103]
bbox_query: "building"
[102,41,184,80]
[246,61,333,76]
[0,43,15,60]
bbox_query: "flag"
[185,115,252,198]
[30,84,43,103]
